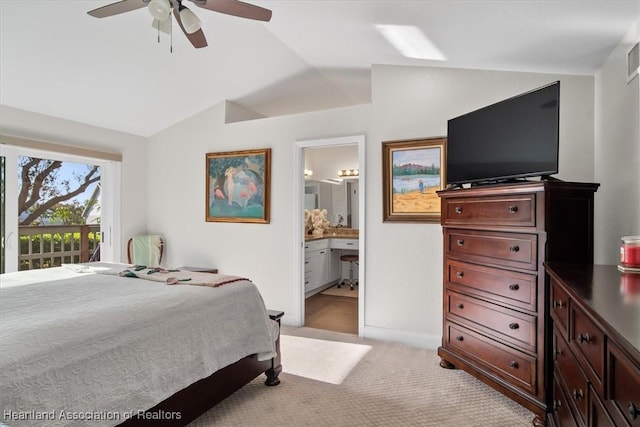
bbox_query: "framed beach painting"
[382,137,446,223]
[206,148,271,223]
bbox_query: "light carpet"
[320,284,358,298]
[280,335,371,384]
[190,326,535,427]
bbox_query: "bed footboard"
[121,310,283,427]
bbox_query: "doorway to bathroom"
[294,135,365,336]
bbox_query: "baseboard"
[281,313,303,327]
[362,325,441,349]
[280,318,442,350]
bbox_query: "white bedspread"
[0,263,278,426]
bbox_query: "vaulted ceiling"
[1,1,638,137]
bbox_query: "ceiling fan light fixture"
[148,0,171,22]
[179,6,202,34]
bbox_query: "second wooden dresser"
[437,180,599,426]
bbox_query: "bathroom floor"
[304,293,358,335]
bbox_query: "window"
[0,143,120,273]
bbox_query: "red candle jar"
[620,236,640,268]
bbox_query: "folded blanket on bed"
[61,263,248,287]
[117,266,247,287]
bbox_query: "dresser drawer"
[570,304,605,390]
[590,386,616,427]
[446,321,536,393]
[446,260,537,312]
[446,229,537,271]
[607,342,640,427]
[550,277,570,338]
[555,329,589,426]
[552,376,579,427]
[443,194,536,227]
[447,291,537,352]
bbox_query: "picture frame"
[382,137,446,223]
[206,148,271,223]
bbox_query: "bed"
[0,263,283,427]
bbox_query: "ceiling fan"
[87,0,272,49]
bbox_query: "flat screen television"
[446,81,560,186]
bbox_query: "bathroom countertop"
[305,228,359,241]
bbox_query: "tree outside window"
[18,157,100,226]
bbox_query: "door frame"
[293,135,366,336]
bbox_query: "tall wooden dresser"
[437,180,599,426]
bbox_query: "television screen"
[446,81,560,186]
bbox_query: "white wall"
[0,105,149,258]
[145,103,371,320]
[365,66,595,346]
[305,145,358,181]
[594,18,640,264]
[146,66,596,347]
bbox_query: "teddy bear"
[305,208,331,236]
[304,209,313,234]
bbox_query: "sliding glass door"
[0,144,120,273]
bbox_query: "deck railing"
[18,225,101,271]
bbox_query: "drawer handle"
[456,239,464,247]
[455,206,463,214]
[456,271,464,279]
[509,322,519,330]
[508,205,519,214]
[509,284,519,291]
[509,361,519,369]
[509,245,520,253]
[628,403,639,420]
[578,333,591,344]
[455,336,464,342]
[456,303,464,310]
[572,389,584,400]
[554,400,562,410]
[304,281,309,285]
[553,300,565,309]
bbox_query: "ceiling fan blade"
[190,0,272,22]
[87,0,148,18]
[173,8,208,48]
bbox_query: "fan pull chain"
[170,15,173,53]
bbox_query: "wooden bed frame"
[120,310,284,426]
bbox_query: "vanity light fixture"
[338,169,359,177]
[304,169,313,177]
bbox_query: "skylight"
[375,24,447,61]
